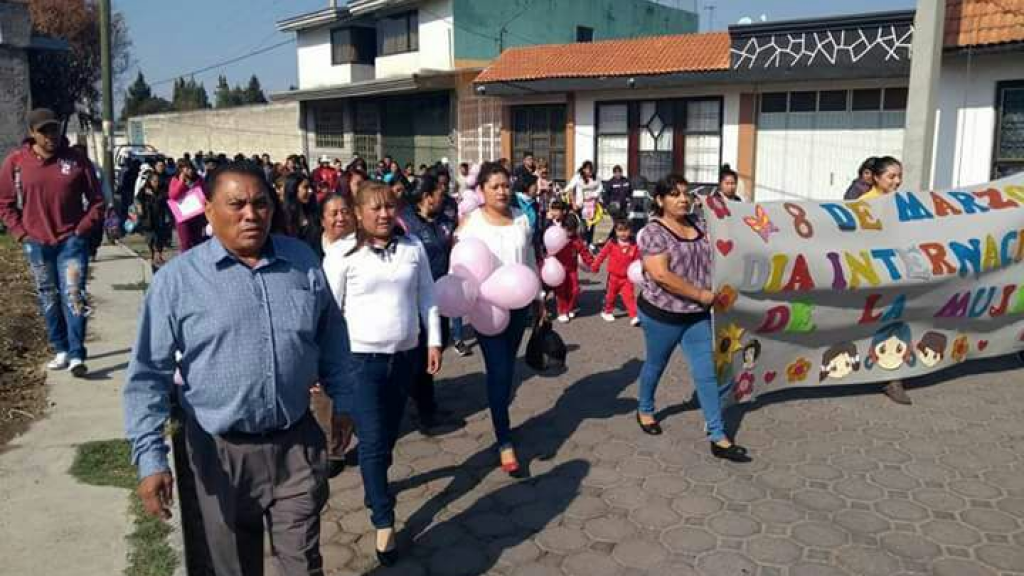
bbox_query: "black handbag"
[525,319,567,372]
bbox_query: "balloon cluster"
[434,238,541,336]
[539,226,647,288]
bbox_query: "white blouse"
[322,235,441,354]
[456,208,536,271]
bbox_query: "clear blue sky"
[114,0,916,106]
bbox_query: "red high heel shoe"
[500,447,522,477]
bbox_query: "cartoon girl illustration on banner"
[864,322,916,371]
[915,331,948,368]
[734,340,761,402]
[819,342,861,382]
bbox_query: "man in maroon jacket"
[0,109,105,377]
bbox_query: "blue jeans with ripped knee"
[23,234,90,361]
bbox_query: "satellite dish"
[737,16,753,25]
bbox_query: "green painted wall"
[453,0,698,61]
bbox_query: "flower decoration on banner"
[786,357,812,383]
[714,284,738,314]
[742,205,780,243]
[714,323,745,376]
[950,334,970,363]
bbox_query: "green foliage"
[171,77,210,112]
[121,72,171,119]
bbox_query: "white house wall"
[375,0,453,78]
[932,53,1024,190]
[297,25,375,89]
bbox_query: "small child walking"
[552,212,594,323]
[592,219,640,326]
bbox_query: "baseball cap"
[318,154,331,164]
[28,108,60,131]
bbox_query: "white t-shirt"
[322,235,441,354]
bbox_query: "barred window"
[315,108,345,149]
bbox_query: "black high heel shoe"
[636,412,663,435]
[710,442,751,463]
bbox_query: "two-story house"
[273,0,697,177]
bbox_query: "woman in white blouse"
[457,161,543,477]
[565,160,603,247]
[322,181,441,566]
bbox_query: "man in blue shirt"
[123,161,351,575]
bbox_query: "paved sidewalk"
[0,244,150,575]
[312,272,1024,576]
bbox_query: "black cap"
[27,108,60,131]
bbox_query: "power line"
[150,38,296,87]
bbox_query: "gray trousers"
[185,414,329,576]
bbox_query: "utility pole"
[901,0,945,192]
[99,0,114,190]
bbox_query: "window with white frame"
[596,104,628,180]
[638,101,674,185]
[683,99,721,184]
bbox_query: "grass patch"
[112,280,150,291]
[70,439,178,576]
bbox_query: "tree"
[171,77,210,112]
[27,0,133,116]
[214,74,267,108]
[121,71,171,119]
[244,75,267,104]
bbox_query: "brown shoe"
[883,380,912,405]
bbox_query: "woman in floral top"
[635,174,751,463]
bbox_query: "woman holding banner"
[634,175,751,462]
[851,156,913,405]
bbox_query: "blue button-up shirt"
[123,235,351,479]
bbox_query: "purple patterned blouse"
[637,216,712,315]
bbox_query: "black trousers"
[410,320,450,419]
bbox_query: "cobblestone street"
[304,273,1024,576]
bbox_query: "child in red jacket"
[592,219,640,326]
[553,213,594,323]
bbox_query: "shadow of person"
[368,460,591,575]
[389,359,641,560]
[720,352,1024,441]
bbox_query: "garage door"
[754,88,907,202]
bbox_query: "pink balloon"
[434,274,479,318]
[467,298,510,336]
[540,257,566,287]
[450,238,497,285]
[480,264,541,310]
[543,225,569,255]
[627,260,645,285]
[458,193,480,217]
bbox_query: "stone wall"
[0,0,32,157]
[127,101,303,161]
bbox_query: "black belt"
[219,411,312,442]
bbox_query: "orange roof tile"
[475,32,731,84]
[945,0,1024,47]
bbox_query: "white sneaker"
[46,352,68,370]
[557,314,570,323]
[568,310,577,319]
[630,317,640,327]
[68,358,88,378]
[601,312,615,322]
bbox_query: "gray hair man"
[123,161,352,575]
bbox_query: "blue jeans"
[637,310,726,442]
[475,307,531,448]
[23,235,90,360]
[450,317,464,342]
[349,351,413,529]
